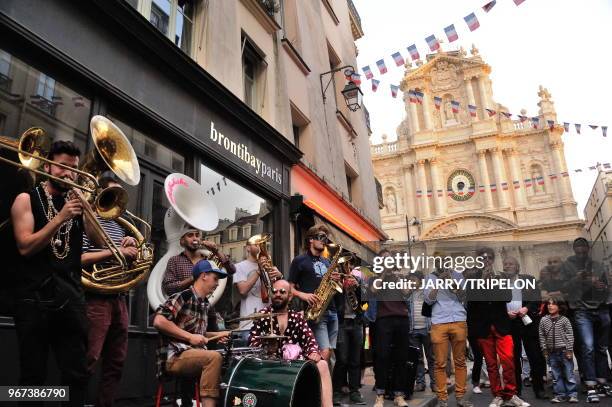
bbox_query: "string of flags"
[359,0,526,81]
[205,176,228,196]
[414,162,611,198]
[28,94,87,108]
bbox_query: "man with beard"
[11,140,102,406]
[560,237,611,401]
[249,279,334,407]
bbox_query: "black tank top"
[16,185,84,305]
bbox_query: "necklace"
[37,182,73,259]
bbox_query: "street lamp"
[405,215,421,259]
[320,65,363,112]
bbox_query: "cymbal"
[227,312,285,323]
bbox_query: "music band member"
[288,224,341,362]
[233,238,282,339]
[81,174,138,407]
[153,259,230,407]
[249,279,333,407]
[11,140,99,406]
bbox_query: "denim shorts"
[309,310,339,350]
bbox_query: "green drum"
[221,357,321,407]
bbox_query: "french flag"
[444,24,458,43]
[589,125,599,130]
[362,66,373,80]
[482,1,497,13]
[416,190,423,198]
[468,186,475,196]
[547,120,555,130]
[514,0,526,6]
[390,84,399,98]
[479,185,485,193]
[350,72,361,86]
[549,173,558,180]
[563,122,570,132]
[434,96,442,110]
[501,182,509,191]
[537,176,545,185]
[561,171,569,177]
[391,52,405,67]
[513,180,520,189]
[602,126,608,137]
[451,100,460,113]
[415,91,424,105]
[531,117,540,128]
[518,115,528,122]
[468,104,477,117]
[408,90,417,103]
[407,44,420,61]
[371,79,380,92]
[376,59,388,75]
[490,183,497,192]
[486,108,497,117]
[425,35,440,52]
[603,163,611,169]
[464,13,480,32]
[525,178,533,188]
[427,190,433,198]
[501,112,513,119]
[437,189,443,197]
[575,124,581,134]
[447,187,454,197]
[574,169,583,173]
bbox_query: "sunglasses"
[314,234,328,241]
[272,288,287,295]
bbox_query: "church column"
[551,141,571,201]
[465,78,478,121]
[507,149,527,208]
[477,150,494,210]
[402,165,417,218]
[430,158,446,217]
[417,160,431,219]
[422,91,433,130]
[491,147,510,208]
[409,99,420,133]
[477,75,490,115]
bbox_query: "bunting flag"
[426,190,433,198]
[468,104,477,117]
[589,125,599,130]
[73,96,85,107]
[350,72,361,86]
[390,84,399,98]
[603,126,608,137]
[482,1,497,12]
[575,124,581,134]
[514,0,526,5]
[563,122,570,132]
[604,163,611,169]
[415,91,424,105]
[561,171,569,177]
[434,96,442,110]
[518,115,528,123]
[416,190,423,198]
[391,52,405,67]
[531,117,539,128]
[501,112,513,119]
[490,183,497,192]
[464,13,480,31]
[371,79,380,92]
[549,173,558,180]
[574,169,583,173]
[501,182,509,191]
[425,35,440,52]
[537,176,545,185]
[376,59,388,75]
[444,24,459,43]
[479,185,485,193]
[547,120,555,130]
[408,90,417,103]
[407,44,420,61]
[524,178,533,188]
[447,187,454,197]
[451,100,460,113]
[486,108,497,117]
[362,66,373,80]
[513,180,520,189]
[437,189,443,197]
[589,165,597,170]
[468,186,475,196]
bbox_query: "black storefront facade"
[0,0,300,403]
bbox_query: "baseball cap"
[192,259,228,279]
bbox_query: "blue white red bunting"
[451,100,460,113]
[444,24,459,43]
[371,79,380,92]
[434,96,442,110]
[391,52,405,67]
[376,59,387,75]
[407,44,420,61]
[425,35,440,52]
[482,1,497,13]
[362,65,373,80]
[390,84,399,98]
[514,0,526,6]
[464,13,480,31]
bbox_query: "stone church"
[371,46,584,273]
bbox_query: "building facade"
[584,169,612,270]
[0,0,383,402]
[371,47,583,273]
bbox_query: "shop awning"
[291,163,387,245]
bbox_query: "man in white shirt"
[233,239,282,341]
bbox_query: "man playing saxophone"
[288,224,342,362]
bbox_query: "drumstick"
[207,332,230,342]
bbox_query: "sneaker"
[596,383,612,397]
[457,397,474,407]
[394,395,409,407]
[349,391,366,405]
[568,396,578,403]
[586,389,600,403]
[489,397,504,407]
[332,391,342,405]
[438,401,449,407]
[504,395,530,407]
[414,383,426,392]
[473,386,483,394]
[483,380,491,388]
[550,396,565,403]
[374,395,385,407]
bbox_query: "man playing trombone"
[10,140,101,407]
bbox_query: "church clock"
[447,169,476,201]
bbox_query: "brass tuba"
[305,243,353,323]
[247,233,277,302]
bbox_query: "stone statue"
[444,100,456,122]
[386,192,397,214]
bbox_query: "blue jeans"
[309,310,339,350]
[573,308,611,384]
[549,350,577,398]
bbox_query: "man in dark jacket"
[466,248,528,407]
[502,256,546,399]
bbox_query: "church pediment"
[402,53,490,88]
[422,214,517,240]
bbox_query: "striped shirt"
[82,217,126,253]
[539,314,574,351]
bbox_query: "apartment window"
[292,125,300,149]
[229,227,238,241]
[346,174,353,201]
[241,35,266,111]
[281,0,301,51]
[36,74,56,101]
[290,101,309,150]
[242,224,252,239]
[128,0,196,55]
[0,50,11,77]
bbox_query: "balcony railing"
[347,0,364,40]
[371,141,398,155]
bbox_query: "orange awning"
[291,163,386,243]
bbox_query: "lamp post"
[405,215,420,260]
[320,65,363,112]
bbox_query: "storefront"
[0,0,300,401]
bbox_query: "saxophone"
[305,243,353,323]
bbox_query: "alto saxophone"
[305,244,352,323]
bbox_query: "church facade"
[371,46,584,273]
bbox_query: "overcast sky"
[354,0,611,215]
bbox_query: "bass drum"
[222,357,321,407]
